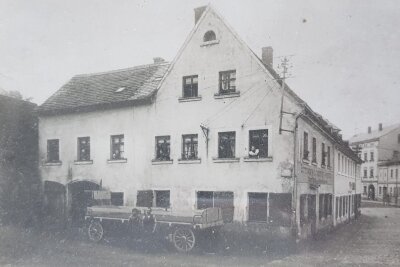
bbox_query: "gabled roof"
[38,62,169,115]
[349,124,400,144]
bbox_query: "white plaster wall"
[142,9,301,221]
[39,105,152,205]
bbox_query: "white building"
[38,5,361,238]
[350,123,400,200]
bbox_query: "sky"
[0,0,399,138]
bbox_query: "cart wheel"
[88,221,104,242]
[172,227,196,253]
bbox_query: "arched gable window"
[203,30,216,42]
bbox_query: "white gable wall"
[143,9,301,221]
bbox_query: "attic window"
[115,87,126,93]
[203,31,216,42]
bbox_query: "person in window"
[159,140,170,160]
[249,145,259,158]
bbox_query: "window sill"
[212,157,240,163]
[152,159,173,165]
[178,158,201,164]
[302,159,310,164]
[107,159,127,164]
[43,161,62,166]
[243,157,273,162]
[178,96,202,102]
[311,162,317,166]
[200,40,220,47]
[214,91,240,99]
[74,160,93,165]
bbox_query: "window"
[338,154,341,171]
[47,139,60,162]
[218,132,235,158]
[391,169,394,178]
[155,190,170,208]
[379,187,382,195]
[363,168,367,178]
[312,137,317,163]
[182,75,198,98]
[364,153,367,162]
[327,146,331,167]
[111,192,124,206]
[248,192,268,222]
[396,169,399,179]
[197,191,234,222]
[303,132,309,160]
[203,30,216,42]
[370,152,374,162]
[370,168,374,178]
[110,135,125,160]
[77,137,90,161]
[136,190,170,208]
[363,186,367,194]
[398,134,400,144]
[219,70,236,94]
[249,129,268,158]
[155,136,171,161]
[137,190,153,207]
[321,143,326,166]
[181,134,198,160]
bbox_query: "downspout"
[292,108,304,237]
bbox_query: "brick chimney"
[379,123,383,131]
[368,126,372,134]
[261,47,273,67]
[194,6,207,24]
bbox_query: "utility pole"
[278,57,294,134]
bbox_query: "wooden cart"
[85,206,224,252]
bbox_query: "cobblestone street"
[1,204,399,266]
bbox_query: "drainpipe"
[292,108,304,237]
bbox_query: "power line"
[241,89,273,127]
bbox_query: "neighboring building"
[38,5,361,238]
[0,94,41,225]
[377,154,400,204]
[350,123,400,200]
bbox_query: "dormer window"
[203,30,216,42]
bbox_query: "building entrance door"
[308,195,316,237]
[368,184,375,200]
[68,181,100,226]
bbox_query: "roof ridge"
[73,62,170,78]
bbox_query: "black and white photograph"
[0,1,399,266]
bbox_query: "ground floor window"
[249,192,268,222]
[111,192,124,206]
[335,197,339,219]
[319,194,332,220]
[379,186,382,195]
[363,186,367,194]
[136,190,170,208]
[197,191,234,222]
[248,192,292,226]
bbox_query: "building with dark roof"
[38,5,361,238]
